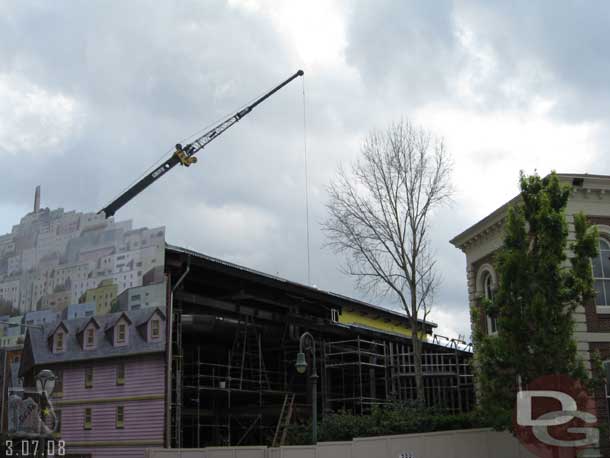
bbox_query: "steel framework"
[176,323,474,447]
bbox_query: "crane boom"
[99,69,304,218]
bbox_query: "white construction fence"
[145,428,543,458]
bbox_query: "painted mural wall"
[0,205,166,346]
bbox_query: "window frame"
[603,360,610,421]
[151,319,160,339]
[55,409,62,434]
[117,323,127,344]
[116,363,126,386]
[482,271,498,335]
[84,367,93,389]
[594,236,610,313]
[53,369,63,398]
[55,331,65,353]
[116,405,125,429]
[85,327,95,348]
[84,407,92,430]
[330,308,339,322]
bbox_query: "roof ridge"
[165,244,438,327]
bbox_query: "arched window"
[481,270,497,335]
[593,238,610,307]
[484,272,494,301]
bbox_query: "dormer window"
[55,331,65,353]
[107,313,132,347]
[50,322,70,354]
[86,328,95,347]
[151,319,160,339]
[139,309,166,342]
[79,318,100,351]
[117,323,127,344]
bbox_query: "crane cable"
[302,75,312,286]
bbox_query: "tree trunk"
[411,315,425,407]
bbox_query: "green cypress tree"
[473,171,599,428]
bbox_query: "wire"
[176,76,286,147]
[104,80,286,208]
[302,76,312,286]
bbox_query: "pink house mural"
[20,307,167,458]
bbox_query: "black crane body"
[99,69,304,218]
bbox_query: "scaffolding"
[324,337,389,414]
[180,319,298,447]
[324,337,474,414]
[388,340,474,413]
[175,318,474,447]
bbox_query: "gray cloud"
[455,1,610,121]
[345,0,610,122]
[346,0,459,106]
[2,0,610,340]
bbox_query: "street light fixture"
[294,332,318,443]
[36,369,56,396]
[295,352,307,374]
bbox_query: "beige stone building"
[450,173,610,425]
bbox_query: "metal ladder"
[272,392,295,447]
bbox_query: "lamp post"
[294,331,318,444]
[35,369,57,458]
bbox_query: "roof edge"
[165,244,438,329]
[450,173,610,250]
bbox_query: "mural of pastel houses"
[20,307,166,458]
[63,302,96,320]
[0,314,9,335]
[0,189,165,318]
[115,281,166,312]
[0,315,25,349]
[23,309,61,327]
[80,279,118,316]
[40,288,72,313]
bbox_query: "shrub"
[284,404,490,445]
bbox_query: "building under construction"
[165,245,474,448]
[74,67,473,448]
[3,69,473,457]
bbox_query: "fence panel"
[352,436,388,458]
[146,428,562,458]
[278,445,317,458]
[316,441,351,458]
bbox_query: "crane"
[99,69,304,218]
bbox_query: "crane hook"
[174,143,198,167]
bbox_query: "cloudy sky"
[1,1,608,340]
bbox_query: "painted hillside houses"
[0,187,166,319]
[450,173,610,429]
[19,308,167,458]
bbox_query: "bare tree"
[322,119,452,405]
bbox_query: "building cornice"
[450,173,610,251]
[449,197,515,252]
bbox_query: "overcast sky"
[2,1,609,340]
